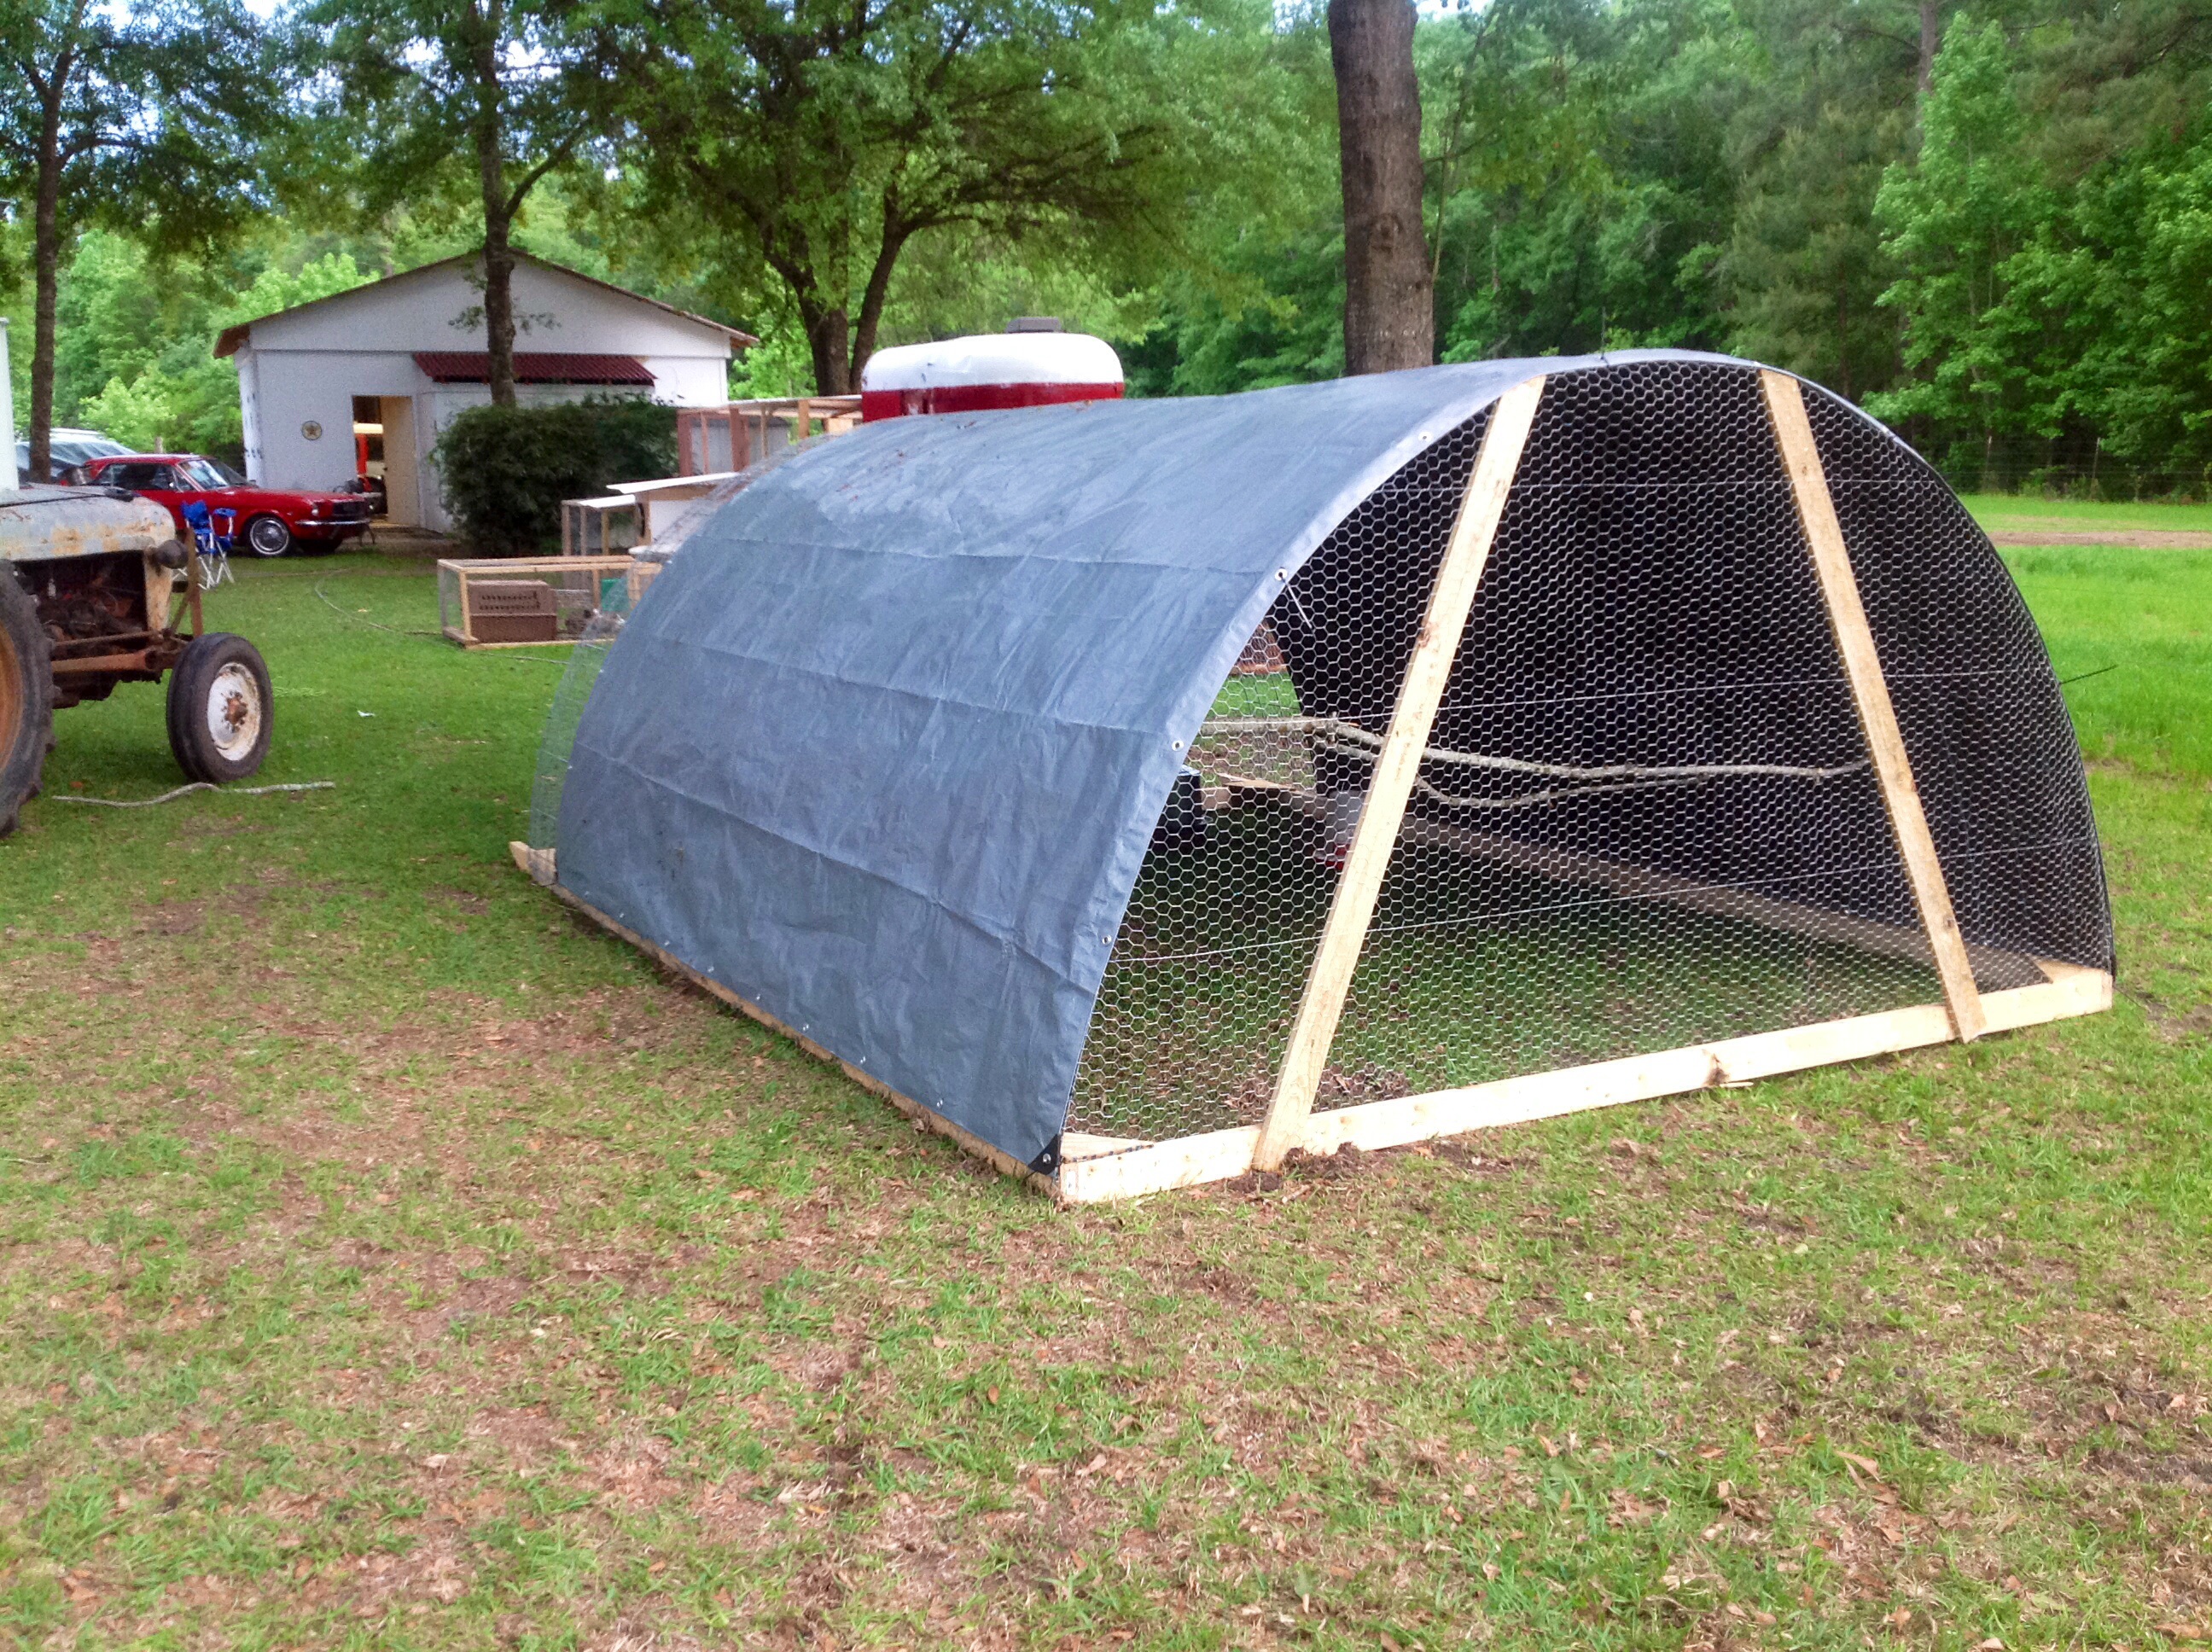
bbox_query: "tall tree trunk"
[1331,0,1433,375]
[849,228,911,390]
[28,88,63,483]
[474,22,517,408]
[480,207,517,407]
[803,301,853,397]
[1918,0,1941,94]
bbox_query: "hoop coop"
[520,352,2113,1201]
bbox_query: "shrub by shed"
[520,352,2112,1201]
[434,398,678,554]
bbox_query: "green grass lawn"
[2005,548,2212,779]
[1,544,2208,1649]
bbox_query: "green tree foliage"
[1865,5,2212,485]
[1123,225,1346,395]
[1868,16,2057,476]
[24,0,2212,494]
[1713,0,1940,403]
[298,0,619,405]
[1428,0,1750,360]
[49,231,370,460]
[605,0,1299,394]
[0,0,275,475]
[431,398,677,553]
[1722,103,1906,403]
[2069,138,2212,470]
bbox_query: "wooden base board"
[444,626,580,651]
[1056,963,2110,1201]
[509,843,2112,1207]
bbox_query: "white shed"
[214,252,755,532]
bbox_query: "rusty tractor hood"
[0,486,175,563]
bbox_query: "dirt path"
[1988,528,2212,549]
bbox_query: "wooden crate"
[467,579,559,643]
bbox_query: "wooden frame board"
[1055,963,2107,1202]
[1253,375,1548,1172]
[1761,371,1987,1041]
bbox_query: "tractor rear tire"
[166,633,272,784]
[0,562,54,838]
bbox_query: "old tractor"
[1,485,273,835]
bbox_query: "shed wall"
[235,259,736,529]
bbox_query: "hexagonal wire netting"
[1066,360,2110,1144]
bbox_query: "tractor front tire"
[166,633,273,784]
[0,562,54,837]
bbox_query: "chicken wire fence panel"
[529,579,637,851]
[1072,360,2108,1142]
[1799,390,2112,984]
[436,562,463,638]
[1068,408,1495,1141]
[1320,362,1936,1109]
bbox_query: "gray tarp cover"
[557,351,1796,1167]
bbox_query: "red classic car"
[67,454,372,557]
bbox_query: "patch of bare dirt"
[1988,527,2212,549]
[1315,1063,1412,1103]
[588,1426,684,1510]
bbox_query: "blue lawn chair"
[180,500,236,588]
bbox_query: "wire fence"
[1068,362,2110,1145]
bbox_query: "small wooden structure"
[558,497,643,558]
[438,556,637,649]
[674,397,861,477]
[604,473,748,543]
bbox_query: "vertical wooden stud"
[1761,369,1987,1041]
[1252,375,1549,1172]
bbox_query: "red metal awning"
[412,352,656,386]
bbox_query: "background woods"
[1,0,2211,491]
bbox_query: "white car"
[13,428,133,482]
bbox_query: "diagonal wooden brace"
[1761,370,1987,1041]
[1251,375,1550,1172]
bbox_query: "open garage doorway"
[350,394,420,527]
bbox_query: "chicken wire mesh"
[1067,408,1497,1139]
[527,445,814,854]
[529,573,641,852]
[1800,388,2112,983]
[1068,361,2109,1144]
